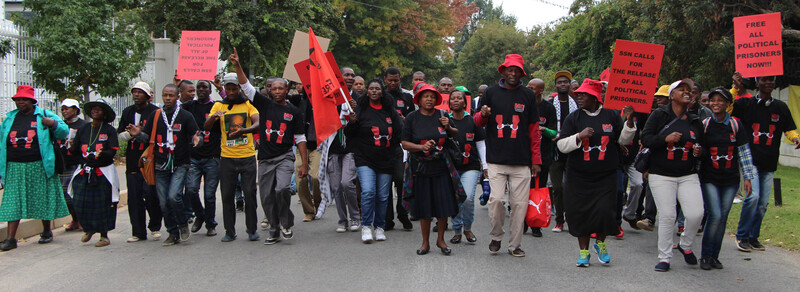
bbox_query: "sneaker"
[625,218,641,230]
[126,236,144,243]
[711,257,724,269]
[179,225,191,242]
[508,248,525,257]
[750,239,766,251]
[636,219,654,231]
[0,238,18,251]
[676,246,697,265]
[151,231,162,240]
[191,219,204,233]
[264,233,280,245]
[95,237,110,247]
[81,232,95,243]
[260,219,269,230]
[281,227,293,240]
[162,235,180,246]
[187,216,195,224]
[594,241,611,264]
[206,227,217,236]
[700,257,712,270]
[303,214,314,222]
[248,232,260,241]
[736,239,752,252]
[236,200,244,212]
[336,225,347,233]
[654,261,670,272]
[577,250,591,267]
[349,220,361,232]
[531,227,543,237]
[590,233,597,238]
[489,240,501,254]
[361,226,373,243]
[221,234,237,242]
[615,226,625,238]
[375,227,386,241]
[552,223,563,233]
[38,230,53,244]
[733,197,743,204]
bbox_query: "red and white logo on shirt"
[514,103,524,112]
[283,113,293,121]
[466,133,474,141]
[602,124,613,133]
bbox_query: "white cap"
[222,73,239,86]
[131,81,153,98]
[60,98,80,109]
[668,79,695,96]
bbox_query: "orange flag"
[308,28,345,146]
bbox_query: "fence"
[0,21,59,117]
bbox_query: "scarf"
[221,93,247,110]
[553,95,578,134]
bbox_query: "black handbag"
[438,110,464,166]
[633,112,684,173]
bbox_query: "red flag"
[600,68,610,82]
[308,28,345,146]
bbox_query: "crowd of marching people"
[0,51,797,272]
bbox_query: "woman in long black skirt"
[556,79,636,267]
[70,99,120,247]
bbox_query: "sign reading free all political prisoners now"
[604,39,665,114]
[176,31,221,80]
[734,12,783,78]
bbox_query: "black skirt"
[564,168,619,237]
[412,174,459,220]
[72,173,117,233]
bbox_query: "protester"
[447,90,486,244]
[342,67,356,93]
[525,78,557,237]
[699,91,710,109]
[641,79,704,272]
[557,79,636,267]
[352,76,366,97]
[732,75,800,252]
[474,54,542,257]
[383,68,414,231]
[634,88,670,231]
[326,98,361,233]
[437,78,454,95]
[402,84,462,255]
[287,87,321,223]
[550,70,577,233]
[182,80,221,236]
[345,78,403,243]
[569,80,579,99]
[472,84,488,115]
[58,98,88,231]
[689,81,713,121]
[698,88,755,270]
[70,99,120,247]
[118,81,163,242]
[412,71,426,84]
[0,85,70,251]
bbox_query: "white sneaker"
[375,227,386,241]
[552,224,563,233]
[261,219,269,229]
[126,236,143,243]
[336,225,347,233]
[361,226,373,243]
[349,220,361,232]
[733,198,743,204]
[151,231,162,240]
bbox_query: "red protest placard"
[176,31,220,80]
[734,12,783,78]
[294,51,351,104]
[605,39,665,114]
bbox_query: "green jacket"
[0,106,69,179]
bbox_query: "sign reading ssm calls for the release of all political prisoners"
[605,39,665,114]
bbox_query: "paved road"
[1,189,799,291]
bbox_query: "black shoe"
[0,238,17,251]
[384,222,395,231]
[450,235,462,244]
[625,218,641,230]
[162,235,180,246]
[191,219,204,233]
[531,227,543,238]
[179,225,190,242]
[437,243,452,255]
[508,247,525,257]
[736,239,752,252]
[654,261,670,272]
[38,230,53,244]
[400,218,413,231]
[676,246,697,265]
[711,257,724,269]
[206,227,217,236]
[432,224,437,232]
[749,239,766,251]
[416,247,429,255]
[235,200,244,212]
[464,231,477,243]
[489,240,501,254]
[700,257,712,270]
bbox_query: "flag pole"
[339,87,352,112]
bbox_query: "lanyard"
[160,108,181,152]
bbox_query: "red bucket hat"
[413,84,442,106]
[12,85,36,104]
[497,54,527,77]
[574,78,604,103]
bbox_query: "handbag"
[526,179,551,228]
[439,110,464,166]
[633,112,684,173]
[138,109,161,186]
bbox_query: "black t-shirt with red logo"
[57,118,88,168]
[560,108,622,174]
[402,110,453,175]
[181,99,221,159]
[118,103,159,173]
[538,100,557,165]
[477,84,540,166]
[7,112,42,162]
[699,117,748,185]
[141,107,199,167]
[388,89,414,118]
[75,123,119,168]
[641,104,704,177]
[450,114,486,172]
[252,92,305,160]
[732,96,797,172]
[344,104,402,174]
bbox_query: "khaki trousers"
[487,163,531,250]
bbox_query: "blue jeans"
[357,166,392,229]
[155,165,190,237]
[701,183,737,258]
[452,170,481,232]
[736,170,774,240]
[186,157,219,229]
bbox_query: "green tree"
[453,0,517,62]
[456,21,527,90]
[15,0,152,101]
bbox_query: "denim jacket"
[0,106,69,179]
